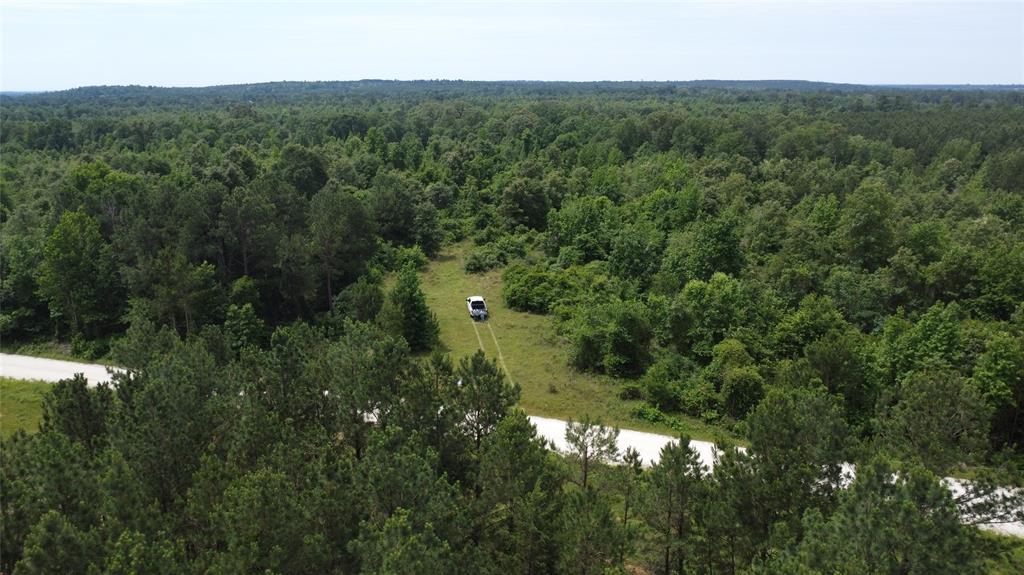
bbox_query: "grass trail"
[484,322,513,384]
[420,243,731,440]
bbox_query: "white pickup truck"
[466,296,489,321]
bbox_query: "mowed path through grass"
[421,244,693,436]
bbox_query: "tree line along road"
[2,352,1021,538]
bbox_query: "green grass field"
[419,243,735,441]
[0,377,49,438]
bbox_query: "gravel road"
[2,353,1020,537]
[0,353,120,385]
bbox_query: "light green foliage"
[641,352,694,412]
[879,301,968,381]
[223,302,265,353]
[669,273,777,360]
[773,294,847,358]
[837,177,896,270]
[103,530,186,575]
[546,195,616,264]
[351,509,457,575]
[973,332,1024,446]
[464,234,527,273]
[36,210,122,336]
[662,215,743,290]
[503,262,578,314]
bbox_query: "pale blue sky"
[2,1,1021,91]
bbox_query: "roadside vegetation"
[2,81,1023,572]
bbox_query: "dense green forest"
[2,81,1024,573]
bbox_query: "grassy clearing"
[420,243,736,442]
[0,377,49,438]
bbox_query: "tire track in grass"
[485,321,514,385]
[470,319,486,351]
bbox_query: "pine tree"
[385,264,439,352]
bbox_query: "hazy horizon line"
[4,78,1023,94]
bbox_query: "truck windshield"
[471,301,486,309]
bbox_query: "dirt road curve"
[0,353,120,385]
[529,415,721,469]
[2,353,1020,537]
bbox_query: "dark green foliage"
[40,375,111,449]
[559,488,626,575]
[454,350,521,454]
[837,177,896,271]
[0,233,48,338]
[15,510,98,575]
[878,369,992,474]
[464,234,527,273]
[764,459,985,575]
[609,218,665,286]
[502,262,578,314]
[277,143,327,197]
[477,411,565,573]
[744,385,851,536]
[383,265,440,352]
[332,275,384,324]
[640,438,705,575]
[658,215,743,291]
[308,183,377,305]
[973,332,1024,447]
[567,299,653,377]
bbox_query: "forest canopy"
[2,81,1024,573]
